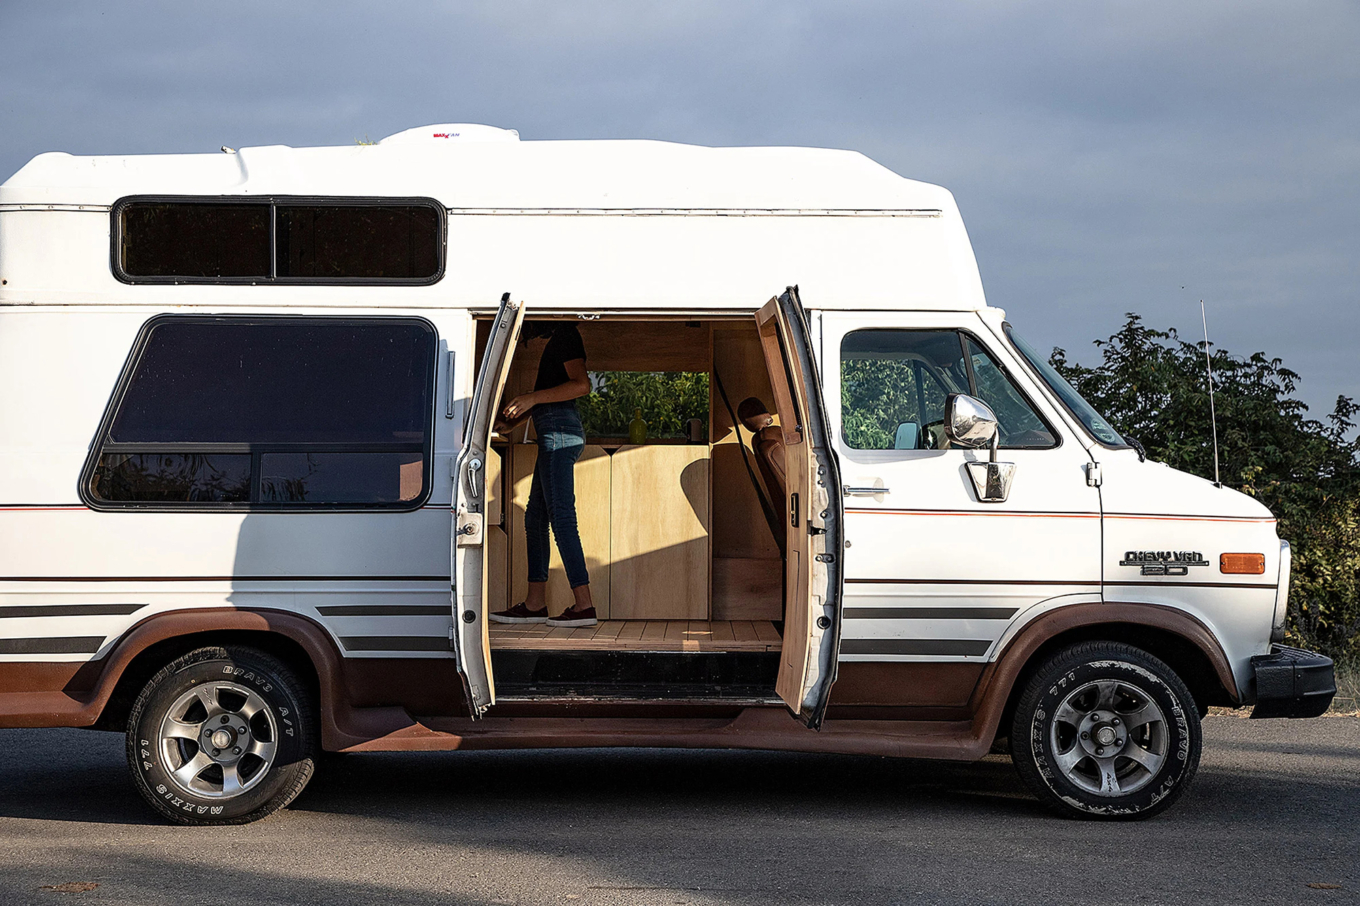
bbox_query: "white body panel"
[0,135,1283,704]
[820,310,1103,664]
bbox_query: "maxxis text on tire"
[1010,640,1202,820]
[125,645,317,826]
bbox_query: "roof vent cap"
[380,123,520,145]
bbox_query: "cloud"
[1,0,1356,416]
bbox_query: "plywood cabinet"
[609,445,711,620]
[501,442,710,621]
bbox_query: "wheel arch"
[970,602,1238,749]
[85,609,348,745]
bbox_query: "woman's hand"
[502,393,539,420]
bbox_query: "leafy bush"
[1051,314,1360,657]
[577,371,709,440]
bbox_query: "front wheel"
[126,646,317,825]
[1010,641,1201,819]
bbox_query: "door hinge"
[790,492,800,528]
[1086,462,1103,488]
[448,625,456,649]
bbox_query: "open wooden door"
[452,293,524,718]
[755,287,845,728]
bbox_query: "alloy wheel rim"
[1047,678,1169,797]
[159,681,279,799]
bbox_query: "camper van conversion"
[0,125,1335,824]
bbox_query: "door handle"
[465,458,483,499]
[844,485,890,496]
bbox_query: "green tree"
[1050,314,1360,656]
[577,371,710,440]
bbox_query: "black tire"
[1010,641,1201,820]
[126,646,317,825]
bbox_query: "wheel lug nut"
[1112,718,1120,726]
[220,716,230,724]
[1096,747,1104,756]
[238,728,247,735]
[1117,738,1124,746]
[1081,731,1089,740]
[212,748,221,755]
[232,746,242,755]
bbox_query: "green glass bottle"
[628,407,648,444]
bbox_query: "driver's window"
[840,329,963,450]
[840,329,1057,451]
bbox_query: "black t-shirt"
[533,325,587,392]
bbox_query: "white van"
[0,125,1334,824]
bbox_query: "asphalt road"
[1,716,1356,906]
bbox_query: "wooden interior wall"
[508,444,613,618]
[576,320,711,373]
[609,444,711,620]
[710,324,784,621]
[479,317,774,625]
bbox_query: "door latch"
[456,511,484,546]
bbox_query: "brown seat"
[738,397,786,506]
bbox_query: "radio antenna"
[1200,300,1221,487]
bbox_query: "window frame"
[78,314,439,513]
[837,326,1062,453]
[110,195,447,286]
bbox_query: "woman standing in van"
[490,322,598,628]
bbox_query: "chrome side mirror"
[945,394,998,449]
[945,394,1016,503]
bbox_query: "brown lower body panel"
[350,707,985,761]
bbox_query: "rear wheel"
[1010,641,1201,820]
[126,646,316,825]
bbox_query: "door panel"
[452,294,524,717]
[822,311,1102,675]
[756,288,844,728]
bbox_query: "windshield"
[1004,325,1126,447]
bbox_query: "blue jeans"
[525,403,590,589]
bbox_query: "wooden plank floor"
[490,620,782,652]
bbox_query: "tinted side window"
[120,204,270,278]
[115,198,444,284]
[276,206,440,279]
[86,318,436,509]
[109,321,433,444]
[840,329,1056,451]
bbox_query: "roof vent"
[380,124,520,145]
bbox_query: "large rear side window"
[114,197,445,284]
[83,317,437,510]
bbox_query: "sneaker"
[489,602,549,624]
[546,606,598,628]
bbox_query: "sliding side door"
[452,294,524,718]
[755,287,845,728]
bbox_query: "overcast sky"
[2,1,1356,423]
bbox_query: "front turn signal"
[1221,552,1266,575]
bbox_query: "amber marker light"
[1220,552,1266,574]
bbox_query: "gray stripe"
[0,603,144,619]
[840,638,991,657]
[843,607,1017,621]
[0,636,105,655]
[339,636,449,652]
[318,605,451,617]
